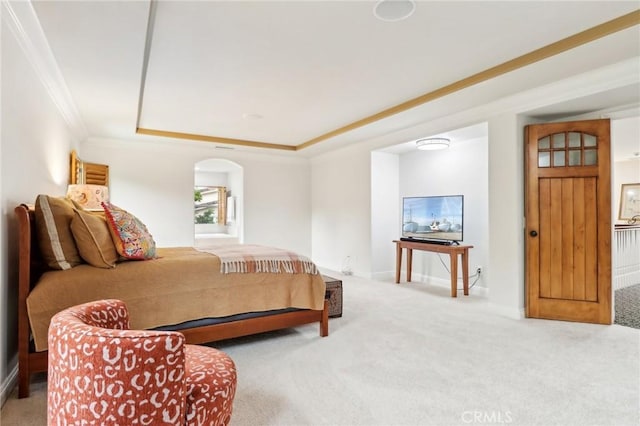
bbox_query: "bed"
[15,203,328,398]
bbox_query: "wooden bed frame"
[15,204,329,398]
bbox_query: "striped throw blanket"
[200,244,319,274]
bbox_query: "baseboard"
[1,363,18,409]
[488,303,526,320]
[384,270,528,316]
[318,267,345,279]
[371,270,394,281]
[404,272,489,297]
[469,283,489,298]
[432,275,488,297]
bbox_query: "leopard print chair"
[47,299,237,425]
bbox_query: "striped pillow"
[34,195,82,270]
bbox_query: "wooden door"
[525,119,611,324]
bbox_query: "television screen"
[402,195,464,243]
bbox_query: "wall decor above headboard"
[70,150,109,186]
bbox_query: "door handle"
[530,230,538,237]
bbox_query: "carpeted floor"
[615,284,640,329]
[2,272,639,425]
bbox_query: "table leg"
[395,244,402,284]
[450,252,458,297]
[462,249,469,296]
[407,248,413,282]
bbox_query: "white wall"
[1,19,77,403]
[485,114,527,318]
[311,143,372,277]
[371,152,399,279]
[195,170,228,187]
[397,134,489,288]
[82,138,313,257]
[612,117,640,224]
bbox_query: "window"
[194,186,227,225]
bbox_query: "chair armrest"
[62,299,131,330]
[184,344,237,426]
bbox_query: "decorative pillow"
[70,210,118,268]
[34,195,82,270]
[66,184,109,211]
[102,202,157,260]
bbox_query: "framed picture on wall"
[618,183,640,221]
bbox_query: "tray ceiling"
[30,1,640,155]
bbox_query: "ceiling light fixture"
[373,0,416,22]
[416,137,450,151]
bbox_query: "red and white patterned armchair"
[47,299,237,425]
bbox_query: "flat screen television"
[402,195,464,244]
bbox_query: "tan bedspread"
[27,247,326,352]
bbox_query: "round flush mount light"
[373,0,416,22]
[416,137,450,151]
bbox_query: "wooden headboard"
[15,204,47,293]
[15,203,51,397]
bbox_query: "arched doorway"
[194,158,243,247]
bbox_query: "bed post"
[15,205,32,398]
[320,299,329,337]
[14,205,49,398]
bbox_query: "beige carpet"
[2,272,639,425]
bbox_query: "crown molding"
[1,0,87,141]
[136,127,296,151]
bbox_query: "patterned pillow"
[102,202,157,260]
[70,210,118,268]
[34,195,82,270]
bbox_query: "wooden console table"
[393,240,474,297]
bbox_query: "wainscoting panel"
[613,226,640,290]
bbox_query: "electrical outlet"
[341,256,353,275]
[476,266,482,274]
